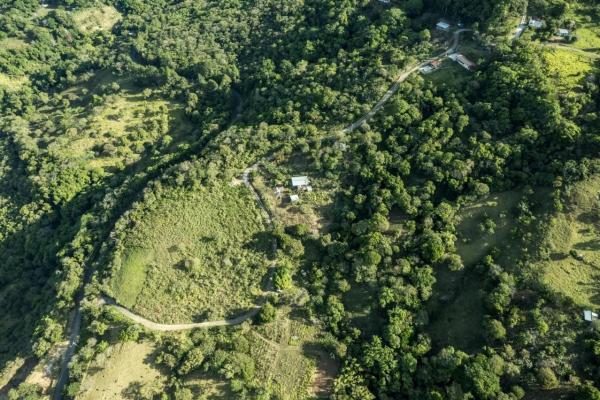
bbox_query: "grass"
[249,306,338,399]
[541,175,600,309]
[0,73,28,92]
[543,48,594,90]
[0,38,28,51]
[424,59,471,89]
[78,341,166,400]
[456,191,522,266]
[568,4,600,51]
[109,183,271,323]
[343,283,385,337]
[428,190,522,352]
[72,5,121,34]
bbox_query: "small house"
[529,18,543,29]
[584,310,598,322]
[436,21,451,31]
[290,194,300,203]
[291,176,310,189]
[449,53,477,71]
[419,65,434,74]
[556,28,570,37]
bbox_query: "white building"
[529,19,543,29]
[291,176,310,188]
[556,28,570,37]
[449,53,477,71]
[436,21,451,31]
[290,194,300,203]
[584,310,598,322]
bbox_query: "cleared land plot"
[429,191,522,351]
[456,191,522,266]
[253,155,338,234]
[543,47,594,90]
[109,184,270,323]
[72,5,121,33]
[343,283,385,337]
[78,341,165,400]
[568,5,600,51]
[541,175,600,308]
[424,58,471,88]
[250,307,339,399]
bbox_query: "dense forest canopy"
[1,0,600,399]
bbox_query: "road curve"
[99,297,260,331]
[342,29,472,133]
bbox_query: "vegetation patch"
[108,183,270,323]
[543,48,594,90]
[0,73,28,91]
[72,5,121,34]
[541,174,600,308]
[249,307,339,399]
[78,341,165,400]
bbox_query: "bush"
[257,302,276,324]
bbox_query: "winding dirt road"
[342,29,472,133]
[50,28,472,399]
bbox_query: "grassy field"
[72,5,121,34]
[249,307,338,399]
[109,183,271,323]
[424,59,471,89]
[541,175,600,308]
[0,37,28,51]
[456,191,522,266]
[543,47,594,91]
[78,341,166,400]
[568,4,600,51]
[428,191,522,351]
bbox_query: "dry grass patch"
[72,5,121,34]
[78,341,165,400]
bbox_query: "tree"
[257,302,276,324]
[537,367,559,389]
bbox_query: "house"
[584,310,599,322]
[290,194,300,203]
[529,18,543,29]
[419,59,442,75]
[449,53,477,71]
[436,21,451,31]
[419,65,434,74]
[291,176,310,189]
[556,28,570,37]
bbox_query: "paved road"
[342,29,472,133]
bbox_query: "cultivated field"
[109,184,271,323]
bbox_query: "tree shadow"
[573,239,600,251]
[244,231,275,259]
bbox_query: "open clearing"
[541,175,600,308]
[248,307,338,399]
[72,5,121,34]
[0,73,28,92]
[78,341,165,400]
[568,4,600,51]
[543,47,594,90]
[428,191,522,351]
[109,183,270,323]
